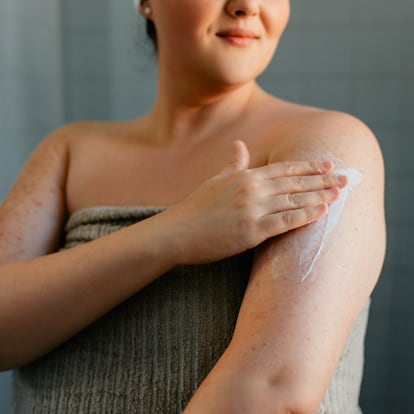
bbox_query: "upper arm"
[227,112,386,411]
[0,124,73,263]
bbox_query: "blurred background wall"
[0,0,413,412]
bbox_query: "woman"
[1,0,385,412]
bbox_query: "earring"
[144,6,152,16]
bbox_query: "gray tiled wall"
[60,0,157,122]
[0,0,64,412]
[0,0,413,413]
[0,0,64,198]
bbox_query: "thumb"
[220,140,250,177]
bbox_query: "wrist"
[128,209,184,270]
[149,207,196,267]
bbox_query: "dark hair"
[145,19,157,49]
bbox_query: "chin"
[204,71,258,89]
[203,58,270,87]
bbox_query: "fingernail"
[337,175,347,185]
[314,203,327,213]
[330,188,340,197]
[322,160,332,171]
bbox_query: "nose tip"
[226,0,260,17]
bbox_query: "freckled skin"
[0,132,68,262]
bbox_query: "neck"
[144,73,266,146]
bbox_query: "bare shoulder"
[0,120,110,262]
[275,106,382,159]
[60,119,137,145]
[20,120,117,169]
[291,109,381,157]
[265,104,386,281]
[58,118,144,168]
[0,118,148,263]
[48,119,111,141]
[268,105,384,193]
[26,120,111,157]
[63,118,151,162]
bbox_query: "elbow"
[184,364,320,414]
[263,386,320,414]
[244,368,323,414]
[246,392,318,414]
[282,402,319,414]
[263,372,323,414]
[269,394,320,414]
[231,374,321,414]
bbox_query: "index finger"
[252,160,334,179]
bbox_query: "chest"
[66,137,271,213]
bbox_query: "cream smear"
[271,166,362,283]
[298,167,362,282]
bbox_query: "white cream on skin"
[271,166,362,282]
[298,167,362,282]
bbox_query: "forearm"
[0,211,177,370]
[183,344,303,414]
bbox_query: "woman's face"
[142,0,290,87]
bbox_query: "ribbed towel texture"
[13,206,368,413]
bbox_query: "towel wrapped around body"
[12,206,369,414]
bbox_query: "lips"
[216,28,259,47]
[216,28,259,39]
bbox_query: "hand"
[164,140,347,265]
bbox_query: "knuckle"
[280,211,292,228]
[283,162,295,175]
[238,177,259,195]
[287,192,300,207]
[291,176,304,189]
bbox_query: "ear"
[138,0,152,20]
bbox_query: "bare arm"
[184,112,386,414]
[0,124,178,369]
[0,126,344,371]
